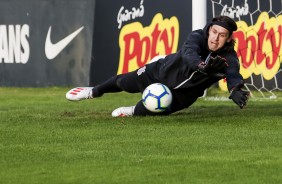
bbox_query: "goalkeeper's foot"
[112,106,135,117]
[66,87,94,101]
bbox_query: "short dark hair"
[212,16,237,36]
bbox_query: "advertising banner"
[89,0,192,85]
[208,0,282,94]
[0,0,94,86]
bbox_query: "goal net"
[209,0,282,99]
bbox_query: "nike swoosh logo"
[45,26,84,60]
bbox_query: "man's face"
[208,25,231,51]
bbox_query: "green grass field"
[1,87,282,184]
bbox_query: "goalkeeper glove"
[229,83,250,109]
[198,56,228,78]
[197,55,228,76]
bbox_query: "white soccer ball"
[142,83,173,112]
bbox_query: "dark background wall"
[0,0,95,86]
[0,0,192,87]
[1,0,281,91]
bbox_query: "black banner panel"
[0,0,94,86]
[89,0,192,86]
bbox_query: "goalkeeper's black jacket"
[152,22,243,97]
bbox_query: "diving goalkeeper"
[66,15,250,117]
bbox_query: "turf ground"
[1,87,282,184]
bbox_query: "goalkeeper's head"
[211,16,237,36]
[207,16,237,52]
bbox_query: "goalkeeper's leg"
[94,71,148,96]
[66,70,153,101]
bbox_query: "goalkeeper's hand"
[197,55,228,76]
[229,83,250,109]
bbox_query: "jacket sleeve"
[180,30,205,70]
[224,51,244,91]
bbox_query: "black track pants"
[94,65,198,116]
[94,66,156,96]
